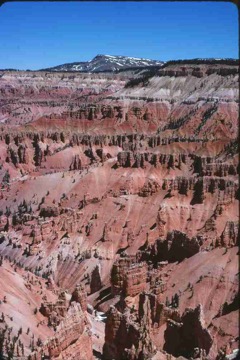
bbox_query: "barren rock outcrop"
[103,301,155,360]
[164,305,213,358]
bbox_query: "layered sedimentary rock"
[71,284,88,311]
[45,303,92,360]
[0,60,238,359]
[31,303,92,360]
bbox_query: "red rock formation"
[219,221,239,247]
[0,61,238,359]
[123,262,148,297]
[163,305,213,358]
[46,303,92,360]
[71,283,87,312]
[111,257,135,295]
[103,302,155,360]
[40,291,69,328]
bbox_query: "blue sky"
[0,1,238,70]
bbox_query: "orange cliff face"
[0,60,238,360]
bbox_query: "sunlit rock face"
[0,59,238,360]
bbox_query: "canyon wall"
[0,61,238,359]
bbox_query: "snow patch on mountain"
[41,54,164,73]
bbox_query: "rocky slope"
[0,59,238,360]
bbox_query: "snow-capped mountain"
[40,54,164,72]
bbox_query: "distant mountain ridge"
[0,57,237,73]
[40,54,164,73]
